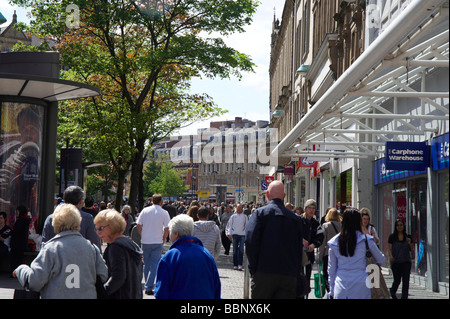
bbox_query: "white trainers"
[233,266,238,270]
[238,265,242,271]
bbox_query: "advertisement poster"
[396,195,407,222]
[0,102,43,221]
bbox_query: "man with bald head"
[245,180,304,299]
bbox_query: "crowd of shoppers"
[5,181,414,300]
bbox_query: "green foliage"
[11,0,259,206]
[148,161,186,198]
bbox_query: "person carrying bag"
[365,235,390,299]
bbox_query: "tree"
[148,161,186,198]
[12,0,259,212]
[142,155,161,199]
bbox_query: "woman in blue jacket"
[328,209,385,299]
[154,214,221,299]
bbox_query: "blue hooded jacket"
[154,236,221,299]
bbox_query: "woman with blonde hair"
[319,208,342,292]
[14,204,108,299]
[360,207,380,245]
[95,209,143,299]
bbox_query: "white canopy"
[273,0,449,160]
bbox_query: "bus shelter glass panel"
[0,102,44,224]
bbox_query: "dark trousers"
[300,263,313,298]
[390,261,411,299]
[322,255,330,292]
[231,235,245,267]
[221,230,231,255]
[251,272,297,299]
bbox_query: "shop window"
[439,172,449,283]
[409,178,428,276]
[380,183,394,261]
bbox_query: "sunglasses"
[97,225,110,231]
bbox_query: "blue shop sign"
[374,157,427,185]
[375,134,449,185]
[431,133,449,171]
[385,141,430,171]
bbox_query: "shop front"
[374,133,449,292]
[431,133,449,290]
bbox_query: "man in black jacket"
[245,180,304,299]
[301,199,324,298]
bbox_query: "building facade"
[0,11,31,52]
[196,117,269,204]
[270,0,448,293]
[152,117,269,204]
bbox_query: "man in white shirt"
[137,194,170,295]
[226,204,248,270]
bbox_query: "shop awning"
[0,73,101,102]
[272,0,449,161]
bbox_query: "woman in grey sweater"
[13,204,108,299]
[193,206,221,260]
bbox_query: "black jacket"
[103,237,143,299]
[10,216,31,252]
[245,198,304,277]
[301,215,324,264]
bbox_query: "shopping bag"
[364,235,390,299]
[13,288,40,299]
[13,279,40,299]
[314,260,326,298]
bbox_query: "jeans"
[390,261,411,299]
[142,243,163,291]
[232,235,245,267]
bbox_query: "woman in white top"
[360,208,380,245]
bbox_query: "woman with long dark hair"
[388,219,413,299]
[328,209,385,299]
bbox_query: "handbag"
[13,279,40,299]
[302,249,309,267]
[365,235,390,299]
[314,260,326,298]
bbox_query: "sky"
[1,0,286,135]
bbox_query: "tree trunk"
[114,169,127,212]
[128,138,145,216]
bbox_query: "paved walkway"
[0,243,447,300]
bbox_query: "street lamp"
[236,166,244,203]
[211,170,219,203]
[191,175,196,199]
[190,164,197,200]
